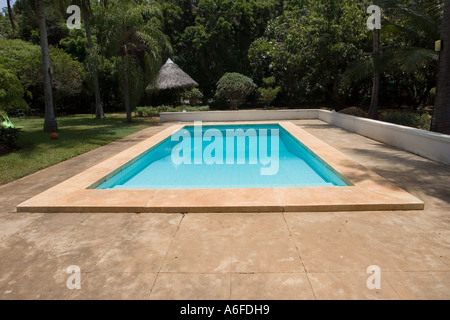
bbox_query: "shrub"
[0,127,21,149]
[380,110,432,130]
[258,77,281,107]
[182,89,204,106]
[0,113,20,153]
[0,67,28,114]
[215,73,257,110]
[136,105,210,117]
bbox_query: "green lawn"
[0,114,158,186]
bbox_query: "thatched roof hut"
[147,58,198,91]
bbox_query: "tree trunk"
[431,0,450,134]
[7,0,16,33]
[123,73,132,123]
[36,0,58,133]
[82,8,105,119]
[368,29,380,120]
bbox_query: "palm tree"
[345,0,441,118]
[97,0,170,122]
[35,0,58,132]
[54,0,105,118]
[7,0,16,34]
[74,0,105,118]
[431,0,450,134]
[368,28,381,119]
[85,2,105,119]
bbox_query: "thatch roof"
[147,58,198,91]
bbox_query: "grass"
[0,114,158,186]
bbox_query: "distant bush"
[182,89,204,106]
[258,77,281,107]
[136,105,210,117]
[380,110,432,130]
[215,73,257,110]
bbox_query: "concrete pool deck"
[16,121,423,213]
[0,119,449,299]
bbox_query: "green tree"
[215,73,257,110]
[258,77,280,107]
[431,0,450,134]
[14,0,69,45]
[249,0,369,105]
[0,39,85,113]
[52,0,105,118]
[345,0,441,118]
[59,28,88,62]
[48,47,85,104]
[166,0,278,97]
[70,0,105,118]
[96,0,170,122]
[0,11,14,38]
[0,67,28,113]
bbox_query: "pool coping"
[17,121,425,213]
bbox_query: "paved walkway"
[0,120,449,300]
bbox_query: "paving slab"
[177,213,289,237]
[293,233,373,273]
[0,119,448,299]
[161,235,233,273]
[68,272,157,300]
[231,235,304,273]
[149,273,231,300]
[384,272,450,300]
[0,270,80,300]
[231,273,315,300]
[307,272,399,300]
[93,236,173,273]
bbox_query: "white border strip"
[159,109,450,165]
[160,109,318,122]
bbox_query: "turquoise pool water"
[95,124,349,189]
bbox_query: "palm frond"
[91,0,171,110]
[391,47,438,73]
[344,46,437,84]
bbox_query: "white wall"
[159,109,450,165]
[160,109,318,122]
[317,110,450,165]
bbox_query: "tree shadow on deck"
[301,121,450,208]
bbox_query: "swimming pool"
[95,124,349,190]
[17,121,424,213]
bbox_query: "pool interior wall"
[95,124,350,190]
